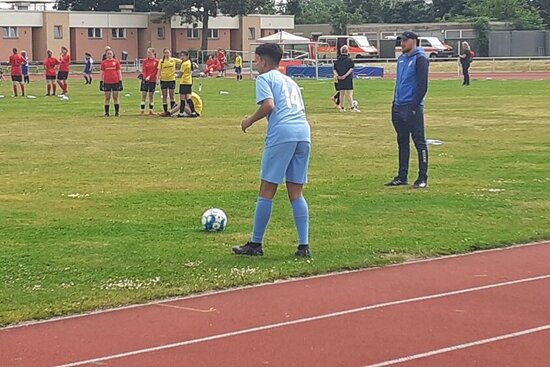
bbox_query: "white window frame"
[187,28,199,39]
[112,28,126,39]
[88,28,102,39]
[54,25,63,39]
[208,29,219,39]
[157,26,165,40]
[248,27,256,40]
[3,26,18,39]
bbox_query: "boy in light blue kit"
[232,43,312,257]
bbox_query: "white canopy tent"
[257,31,311,44]
[250,31,323,79]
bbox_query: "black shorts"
[336,78,353,91]
[235,67,242,74]
[46,75,57,80]
[179,84,192,95]
[141,81,156,93]
[57,71,69,81]
[11,75,22,82]
[160,81,176,90]
[103,83,121,92]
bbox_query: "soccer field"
[1,77,549,326]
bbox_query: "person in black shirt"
[333,45,359,112]
[459,41,472,86]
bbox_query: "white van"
[317,35,379,59]
[394,36,454,58]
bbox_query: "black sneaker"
[232,242,263,256]
[384,178,408,186]
[413,179,428,189]
[295,245,311,257]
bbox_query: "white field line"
[54,274,550,367]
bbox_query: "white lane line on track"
[54,274,550,367]
[363,324,550,367]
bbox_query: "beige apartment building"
[0,7,294,62]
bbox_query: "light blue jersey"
[256,70,311,147]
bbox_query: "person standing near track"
[385,31,430,189]
[57,46,71,95]
[459,41,473,86]
[21,50,30,84]
[235,53,243,81]
[8,48,26,96]
[157,48,178,116]
[232,43,312,258]
[140,48,159,115]
[44,50,60,96]
[100,50,122,117]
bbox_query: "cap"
[400,31,418,41]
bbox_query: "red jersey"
[59,53,71,72]
[9,54,25,76]
[101,58,121,84]
[44,57,60,76]
[217,51,226,65]
[142,58,159,82]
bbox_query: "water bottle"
[198,83,202,92]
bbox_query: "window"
[208,29,219,39]
[88,28,102,39]
[112,28,126,39]
[187,28,199,39]
[327,39,337,47]
[247,27,255,40]
[54,25,63,39]
[3,26,18,39]
[420,39,431,48]
[157,27,165,40]
[349,39,359,48]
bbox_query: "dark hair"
[180,50,189,57]
[255,43,283,65]
[85,52,91,57]
[12,48,18,53]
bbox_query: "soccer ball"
[201,208,227,232]
[352,100,359,108]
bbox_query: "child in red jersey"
[43,50,60,96]
[9,48,26,96]
[140,48,159,115]
[57,46,71,95]
[100,50,122,117]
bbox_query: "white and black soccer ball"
[201,208,227,232]
[352,100,359,108]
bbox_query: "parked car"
[394,36,454,59]
[317,35,379,59]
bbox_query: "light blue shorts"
[261,141,311,185]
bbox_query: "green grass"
[0,77,549,326]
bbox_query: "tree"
[531,0,550,28]
[161,0,274,50]
[432,0,468,20]
[55,0,161,11]
[467,0,545,30]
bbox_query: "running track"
[1,242,549,366]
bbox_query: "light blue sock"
[252,197,273,244]
[291,196,309,245]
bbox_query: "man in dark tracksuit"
[386,31,430,189]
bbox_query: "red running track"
[1,242,549,367]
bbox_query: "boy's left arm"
[241,99,274,133]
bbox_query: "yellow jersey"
[158,57,178,81]
[180,59,193,85]
[235,55,243,68]
[191,92,203,114]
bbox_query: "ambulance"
[317,35,379,59]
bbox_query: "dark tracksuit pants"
[461,62,470,85]
[391,104,428,181]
